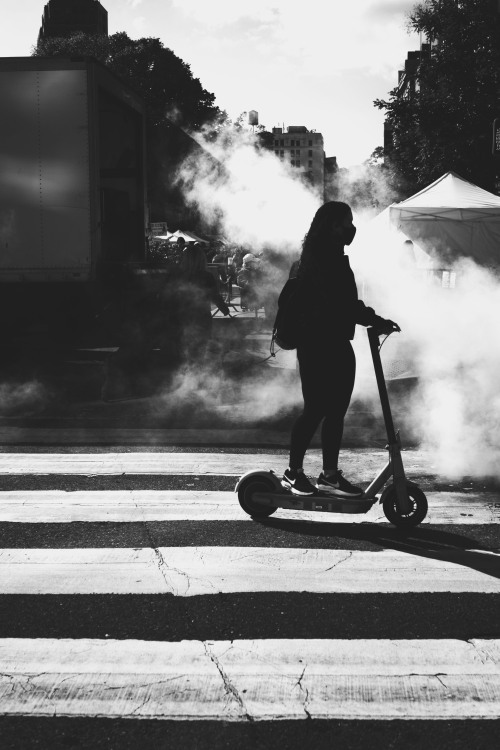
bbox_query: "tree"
[33,32,227,222]
[375,0,500,195]
[34,32,224,130]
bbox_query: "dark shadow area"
[0,520,497,555]
[0,593,498,641]
[256,516,500,580]
[0,717,498,750]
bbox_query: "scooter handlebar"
[371,319,401,336]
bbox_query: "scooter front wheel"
[381,481,428,528]
[238,475,278,517]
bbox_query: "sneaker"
[316,470,363,498]
[281,468,317,496]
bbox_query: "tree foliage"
[34,32,224,130]
[375,0,500,194]
[33,32,227,224]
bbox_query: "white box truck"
[0,56,147,330]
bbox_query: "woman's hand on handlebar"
[374,317,401,335]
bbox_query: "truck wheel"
[382,481,428,528]
[238,475,278,517]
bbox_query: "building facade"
[38,0,108,42]
[383,43,431,157]
[272,125,326,195]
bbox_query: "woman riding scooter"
[282,201,400,497]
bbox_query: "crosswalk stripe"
[1,547,498,594]
[0,490,498,524]
[0,449,497,730]
[0,450,429,478]
[0,638,498,720]
[0,452,297,475]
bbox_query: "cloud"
[170,0,417,77]
[367,0,416,19]
[169,0,280,27]
[127,0,144,8]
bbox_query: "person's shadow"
[254,515,500,580]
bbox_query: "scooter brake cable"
[378,332,392,352]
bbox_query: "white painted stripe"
[0,547,498,595]
[0,452,306,476]
[0,450,430,479]
[0,638,498,720]
[0,490,498,524]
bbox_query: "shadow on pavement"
[256,517,500,580]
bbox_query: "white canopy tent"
[361,206,433,269]
[389,172,500,267]
[153,230,208,243]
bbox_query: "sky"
[1,0,420,167]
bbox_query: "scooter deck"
[253,489,376,515]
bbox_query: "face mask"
[343,225,356,245]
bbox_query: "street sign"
[150,221,168,236]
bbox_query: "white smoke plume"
[353,211,500,479]
[176,126,320,254]
[170,130,500,480]
[0,380,48,417]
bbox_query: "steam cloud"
[171,124,500,479]
[353,217,500,479]
[0,381,47,417]
[176,126,320,253]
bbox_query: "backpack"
[271,277,304,352]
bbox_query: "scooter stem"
[368,327,397,444]
[368,328,412,514]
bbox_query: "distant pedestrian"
[237,253,261,311]
[164,243,230,363]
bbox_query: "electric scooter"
[235,327,428,528]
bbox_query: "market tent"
[361,206,433,268]
[389,172,500,266]
[166,229,208,243]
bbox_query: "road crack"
[296,665,311,720]
[323,551,353,572]
[434,673,448,689]
[466,639,498,667]
[203,642,253,722]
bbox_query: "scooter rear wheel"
[382,481,428,527]
[238,476,278,517]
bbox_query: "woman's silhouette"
[282,201,400,497]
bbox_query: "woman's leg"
[289,406,325,470]
[321,341,356,470]
[288,346,327,471]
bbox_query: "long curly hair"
[298,201,352,277]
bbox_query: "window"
[308,140,313,146]
[308,160,313,168]
[274,140,279,147]
[296,161,301,167]
[280,150,284,157]
[291,159,295,166]
[275,150,279,156]
[308,149,313,157]
[290,139,295,146]
[280,139,284,147]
